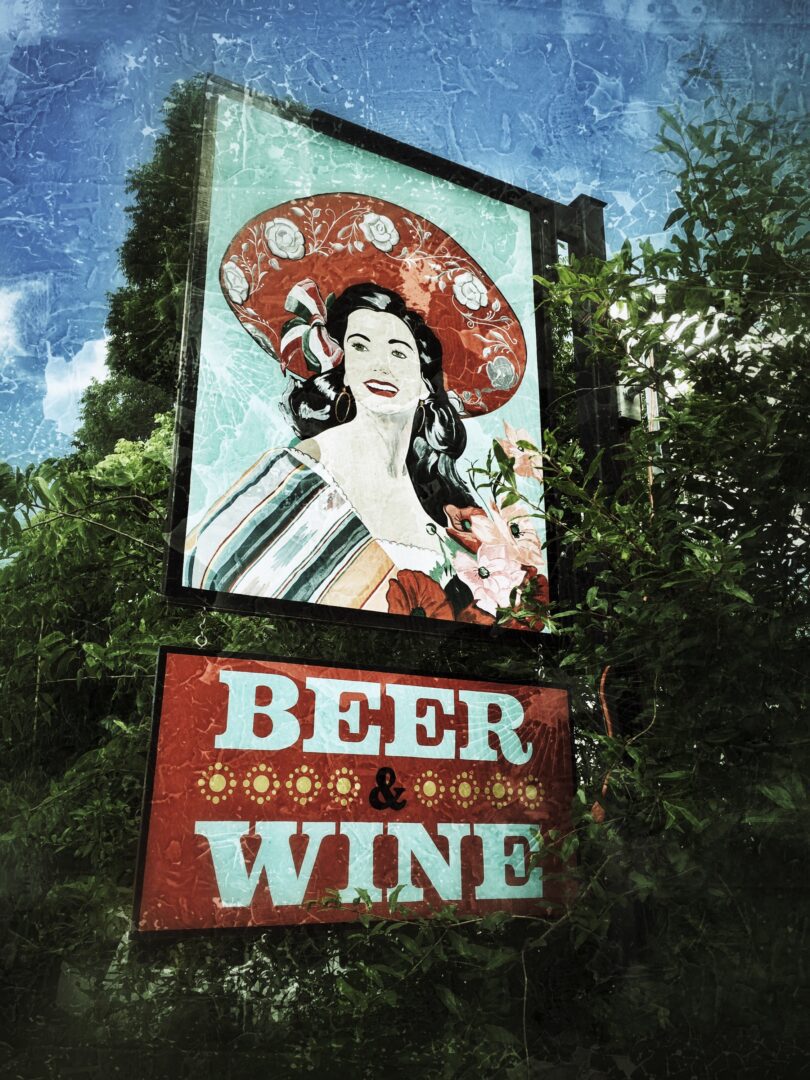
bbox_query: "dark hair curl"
[283,283,476,524]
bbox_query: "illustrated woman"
[289,282,473,557]
[185,193,534,622]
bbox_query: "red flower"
[444,503,487,552]
[387,570,454,620]
[502,568,549,631]
[456,603,496,626]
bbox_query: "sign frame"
[162,75,607,644]
[132,645,576,940]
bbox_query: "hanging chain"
[195,609,209,649]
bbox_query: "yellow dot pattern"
[516,776,545,811]
[327,766,361,808]
[197,761,237,805]
[413,769,445,808]
[484,771,515,809]
[195,761,545,813]
[242,763,281,806]
[285,763,322,807]
[449,770,480,810]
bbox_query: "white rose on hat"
[360,212,400,252]
[453,270,488,311]
[264,217,306,260]
[222,260,249,304]
[486,355,517,390]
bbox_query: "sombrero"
[219,193,527,417]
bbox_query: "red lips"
[364,379,398,397]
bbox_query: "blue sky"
[0,0,806,466]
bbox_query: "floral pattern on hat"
[219,193,527,416]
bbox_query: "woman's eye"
[391,348,406,359]
[351,341,368,352]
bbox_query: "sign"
[134,648,574,933]
[163,76,580,639]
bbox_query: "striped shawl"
[184,447,396,610]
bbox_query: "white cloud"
[0,0,49,44]
[0,286,26,357]
[0,0,56,105]
[43,337,109,436]
[0,281,40,395]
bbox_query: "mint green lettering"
[216,670,300,751]
[474,824,542,899]
[302,677,381,755]
[387,822,470,902]
[195,820,334,906]
[458,689,531,764]
[384,684,456,758]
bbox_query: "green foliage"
[70,77,204,465]
[515,95,808,1072]
[74,373,171,462]
[1,92,807,1077]
[105,76,205,394]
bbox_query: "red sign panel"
[134,648,573,932]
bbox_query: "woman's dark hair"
[283,282,476,524]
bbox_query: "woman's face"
[342,308,424,416]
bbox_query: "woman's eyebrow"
[346,332,371,342]
[389,338,415,350]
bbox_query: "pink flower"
[497,501,544,569]
[497,422,543,482]
[469,502,544,571]
[454,546,527,617]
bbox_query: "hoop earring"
[335,386,353,424]
[415,400,426,434]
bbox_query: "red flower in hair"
[387,570,454,620]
